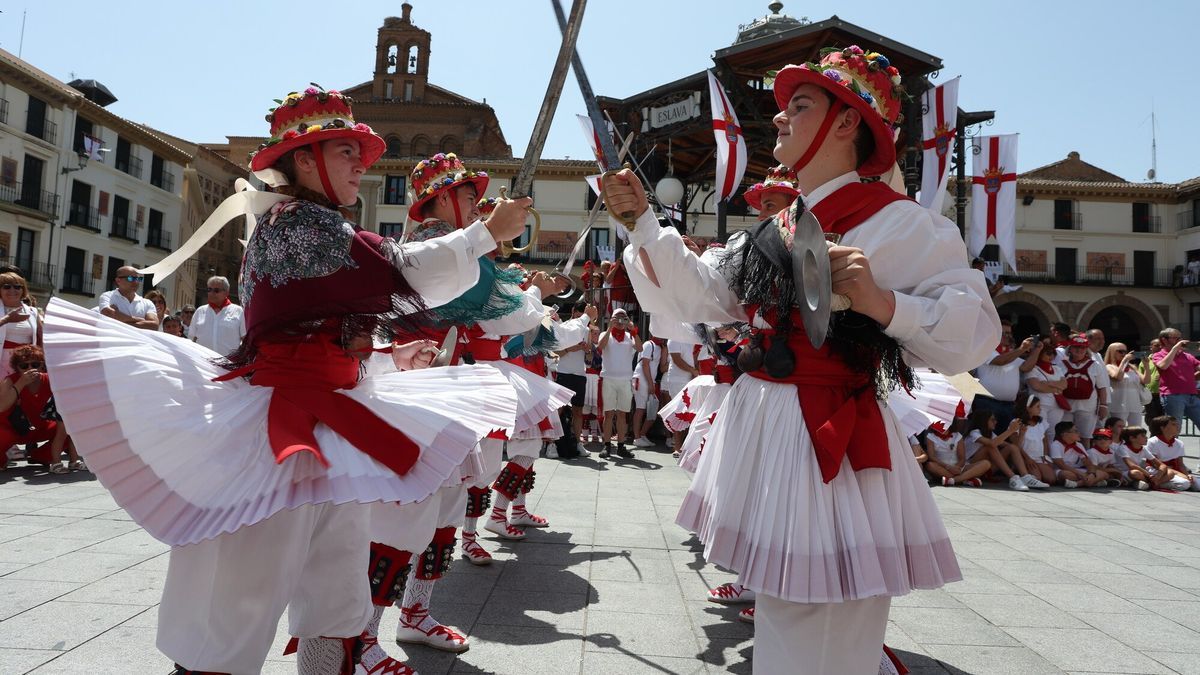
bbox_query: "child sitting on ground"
[1012,395,1054,488]
[1049,421,1106,488]
[1146,415,1196,490]
[1086,428,1125,486]
[923,419,990,487]
[1117,426,1192,491]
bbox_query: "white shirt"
[1090,351,1112,389]
[1115,443,1154,471]
[1049,439,1089,469]
[1019,420,1048,458]
[1087,445,1117,468]
[1108,367,1143,415]
[0,303,37,347]
[1025,364,1066,411]
[926,432,962,465]
[975,349,1024,401]
[190,302,246,356]
[1147,436,1185,462]
[97,289,155,321]
[633,341,661,382]
[599,330,638,378]
[666,339,696,386]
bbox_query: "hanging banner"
[919,77,960,213]
[969,133,1018,270]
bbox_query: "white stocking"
[296,636,348,675]
[399,576,439,632]
[358,605,388,670]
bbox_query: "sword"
[509,0,588,197]
[551,0,639,229]
[559,130,635,279]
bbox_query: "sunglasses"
[122,275,144,282]
[0,284,22,290]
[16,361,43,369]
[206,288,226,293]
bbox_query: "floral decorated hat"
[743,165,801,210]
[408,153,489,221]
[773,46,905,177]
[476,197,498,219]
[249,85,385,173]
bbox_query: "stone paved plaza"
[2,441,1200,674]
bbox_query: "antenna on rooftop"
[1147,103,1158,182]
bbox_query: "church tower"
[371,3,430,102]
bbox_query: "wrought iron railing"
[147,228,172,250]
[151,170,175,193]
[110,216,142,242]
[66,202,101,231]
[116,154,143,179]
[1007,264,1176,288]
[60,271,96,296]
[0,180,59,217]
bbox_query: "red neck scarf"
[1065,441,1087,457]
[208,297,232,313]
[1091,443,1112,455]
[1036,360,1055,373]
[610,328,626,341]
[996,344,1012,354]
[1154,434,1177,446]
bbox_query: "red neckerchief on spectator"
[1036,360,1055,374]
[208,297,232,313]
[1090,442,1112,455]
[1154,434,1177,446]
[1065,441,1087,458]
[930,422,954,440]
[610,328,626,341]
[995,343,1011,354]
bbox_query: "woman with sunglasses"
[0,345,78,474]
[1105,342,1151,425]
[0,272,41,381]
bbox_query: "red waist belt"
[744,330,889,483]
[214,336,420,476]
[715,364,736,384]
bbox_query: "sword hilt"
[600,163,640,231]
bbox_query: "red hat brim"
[408,174,490,222]
[744,184,800,211]
[773,66,896,177]
[249,127,386,173]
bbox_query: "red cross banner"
[969,133,1019,269]
[576,113,613,173]
[919,77,960,213]
[707,70,747,202]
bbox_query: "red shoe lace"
[512,507,547,525]
[367,657,416,675]
[462,538,492,560]
[741,607,755,617]
[489,512,524,536]
[710,583,742,599]
[426,624,467,644]
[399,602,429,628]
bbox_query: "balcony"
[1179,210,1199,231]
[0,99,7,124]
[493,239,576,266]
[1133,215,1161,233]
[147,228,172,251]
[116,154,143,179]
[36,117,57,144]
[110,216,142,243]
[66,202,102,232]
[0,180,60,218]
[60,271,96,297]
[151,170,175,193]
[1008,264,1177,289]
[0,257,56,288]
[1052,211,1083,230]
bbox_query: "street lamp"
[60,150,89,175]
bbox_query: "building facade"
[0,48,188,309]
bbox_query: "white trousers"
[157,502,374,674]
[754,593,891,675]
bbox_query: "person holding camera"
[1104,343,1151,425]
[597,308,642,458]
[973,321,1040,432]
[1151,328,1200,429]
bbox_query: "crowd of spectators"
[915,319,1200,492]
[1,267,246,478]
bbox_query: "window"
[1,157,16,187]
[115,137,131,173]
[148,209,168,249]
[16,228,34,278]
[98,190,109,216]
[106,256,125,285]
[151,154,165,188]
[68,180,97,230]
[112,195,132,239]
[380,222,405,239]
[407,45,419,74]
[74,117,94,155]
[63,246,87,294]
[1134,250,1155,287]
[1132,202,1156,233]
[1053,199,1078,230]
[384,80,393,99]
[25,96,47,140]
[384,175,406,205]
[404,82,413,102]
[1055,247,1077,283]
[1191,303,1200,340]
[385,136,404,158]
[411,135,431,157]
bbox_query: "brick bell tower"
[372,3,430,102]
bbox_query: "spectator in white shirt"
[554,303,599,456]
[973,321,1039,431]
[98,266,158,330]
[597,308,641,459]
[144,290,169,333]
[1086,328,1113,392]
[190,276,247,357]
[631,336,666,447]
[180,304,196,338]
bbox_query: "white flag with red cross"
[707,70,747,202]
[970,134,1019,269]
[919,77,960,213]
[576,114,612,173]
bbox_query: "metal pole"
[717,199,727,242]
[955,114,967,237]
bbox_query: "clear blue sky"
[3,1,1195,183]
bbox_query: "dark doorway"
[996,301,1048,343]
[1055,248,1077,283]
[1089,307,1141,352]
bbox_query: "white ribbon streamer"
[137,178,289,282]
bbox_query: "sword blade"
[560,131,635,275]
[511,0,588,197]
[552,0,620,170]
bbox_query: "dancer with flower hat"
[603,46,999,672]
[42,85,535,675]
[742,164,802,220]
[354,153,586,670]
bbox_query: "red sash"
[715,363,736,384]
[213,331,420,477]
[745,308,889,484]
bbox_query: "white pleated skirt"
[675,376,962,604]
[677,382,731,474]
[659,374,717,433]
[888,369,966,439]
[43,298,518,547]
